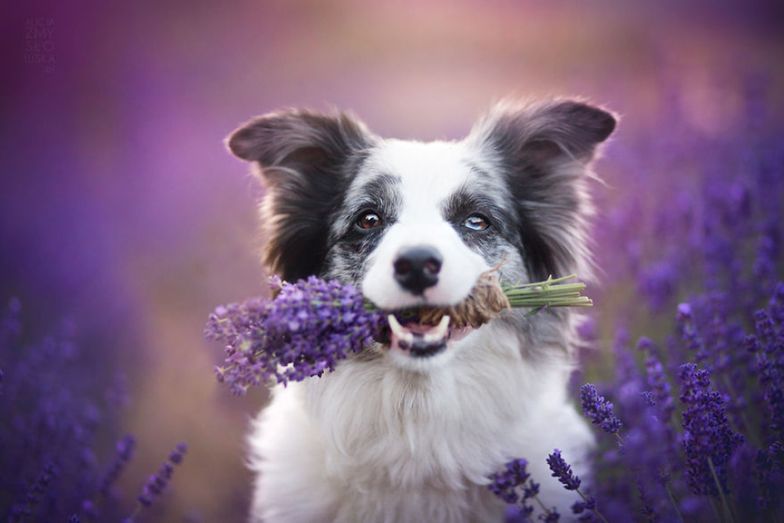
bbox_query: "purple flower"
[547,449,581,490]
[580,384,623,434]
[0,300,166,522]
[638,337,674,423]
[135,442,187,510]
[488,458,531,505]
[487,458,547,518]
[676,303,710,363]
[678,363,743,496]
[99,435,136,496]
[638,259,678,311]
[205,276,385,393]
[769,282,784,324]
[8,462,56,522]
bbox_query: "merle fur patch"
[466,99,617,281]
[226,109,376,281]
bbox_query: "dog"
[227,98,616,522]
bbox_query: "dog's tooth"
[424,315,450,343]
[387,315,414,344]
[387,314,404,336]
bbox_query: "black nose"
[393,246,442,295]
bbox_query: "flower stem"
[708,457,735,523]
[664,481,685,523]
[529,483,556,517]
[576,489,610,523]
[364,275,593,312]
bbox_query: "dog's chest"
[304,335,532,491]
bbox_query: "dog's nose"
[393,246,442,295]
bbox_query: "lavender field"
[1,1,783,521]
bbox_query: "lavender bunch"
[205,276,385,393]
[206,273,593,393]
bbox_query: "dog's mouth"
[384,313,473,358]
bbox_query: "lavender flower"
[135,442,187,510]
[572,496,596,515]
[205,276,385,393]
[547,450,607,523]
[99,435,136,496]
[0,300,179,522]
[488,458,531,505]
[678,363,743,496]
[638,337,674,423]
[748,315,784,442]
[8,462,56,522]
[676,303,710,363]
[769,282,784,325]
[580,384,623,435]
[487,458,564,520]
[547,450,581,490]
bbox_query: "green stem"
[576,489,610,523]
[504,283,586,294]
[708,457,735,523]
[509,274,580,287]
[528,482,555,517]
[708,497,724,523]
[364,275,593,312]
[664,481,685,523]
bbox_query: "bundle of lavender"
[204,272,591,394]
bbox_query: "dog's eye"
[463,213,490,231]
[356,210,383,230]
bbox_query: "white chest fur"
[248,323,594,523]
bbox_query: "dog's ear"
[469,99,616,165]
[467,99,617,280]
[226,109,375,281]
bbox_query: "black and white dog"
[227,99,616,522]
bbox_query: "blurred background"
[1,0,783,521]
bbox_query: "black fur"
[470,100,616,280]
[226,109,375,281]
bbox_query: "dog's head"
[227,100,616,369]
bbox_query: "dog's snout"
[393,246,442,295]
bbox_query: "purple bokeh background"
[2,1,783,520]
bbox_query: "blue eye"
[463,214,490,231]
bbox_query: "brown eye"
[356,210,382,230]
[463,213,490,231]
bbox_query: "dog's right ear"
[225,109,375,280]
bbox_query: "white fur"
[247,137,595,522]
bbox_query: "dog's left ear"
[467,99,617,165]
[466,99,617,280]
